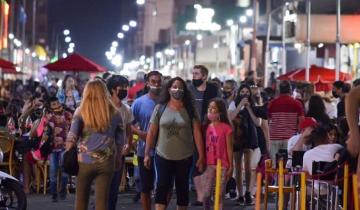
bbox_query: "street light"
[122,25,130,31]
[62,53,67,58]
[226,19,234,26]
[194,4,202,10]
[246,9,253,17]
[136,0,145,5]
[239,15,247,23]
[117,32,124,39]
[65,36,71,43]
[196,34,203,41]
[112,41,119,47]
[67,47,74,53]
[25,48,30,54]
[129,20,137,27]
[184,40,191,45]
[63,29,70,36]
[69,43,75,48]
[8,33,14,40]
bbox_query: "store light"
[185,40,191,45]
[239,16,247,23]
[246,9,253,17]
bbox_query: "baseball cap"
[300,117,318,130]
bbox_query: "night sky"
[48,0,135,70]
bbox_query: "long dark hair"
[61,75,76,90]
[158,77,196,119]
[235,84,254,107]
[306,94,330,125]
[205,98,231,126]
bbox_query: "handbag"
[63,146,79,176]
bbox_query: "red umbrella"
[44,53,106,73]
[277,65,351,83]
[0,58,19,74]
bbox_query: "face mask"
[223,91,232,99]
[117,89,128,100]
[149,86,161,95]
[332,90,339,98]
[192,79,204,87]
[170,88,184,100]
[207,113,220,121]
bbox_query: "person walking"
[144,77,205,210]
[65,79,122,210]
[131,71,162,210]
[200,98,233,210]
[106,75,134,210]
[189,65,220,206]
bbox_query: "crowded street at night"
[1,0,360,210]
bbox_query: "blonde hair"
[79,79,116,132]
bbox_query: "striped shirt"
[268,95,304,141]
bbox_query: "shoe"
[132,192,140,203]
[191,201,203,206]
[244,191,254,205]
[51,194,58,202]
[237,196,244,205]
[60,190,67,200]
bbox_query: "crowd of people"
[0,65,360,210]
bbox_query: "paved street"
[27,190,276,209]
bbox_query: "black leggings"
[154,154,193,206]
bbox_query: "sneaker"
[191,201,203,206]
[244,191,254,205]
[51,194,58,202]
[237,196,244,205]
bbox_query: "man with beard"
[46,96,72,202]
[131,71,162,210]
[189,65,220,206]
[106,75,134,210]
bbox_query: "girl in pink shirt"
[201,98,233,210]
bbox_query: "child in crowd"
[327,123,340,144]
[201,98,233,210]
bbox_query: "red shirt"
[268,95,304,141]
[128,82,145,101]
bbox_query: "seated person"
[286,117,318,168]
[302,125,343,175]
[326,123,340,144]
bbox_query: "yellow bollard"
[300,172,306,210]
[255,173,262,210]
[278,160,284,210]
[214,159,222,210]
[353,174,359,210]
[343,163,349,210]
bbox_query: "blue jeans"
[49,151,68,195]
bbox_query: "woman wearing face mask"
[144,77,205,210]
[228,84,261,205]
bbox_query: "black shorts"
[137,156,155,193]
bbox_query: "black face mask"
[235,94,250,106]
[222,91,232,99]
[332,90,339,98]
[192,79,204,88]
[117,89,128,100]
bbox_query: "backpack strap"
[154,103,167,147]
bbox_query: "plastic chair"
[264,159,296,210]
[0,130,16,176]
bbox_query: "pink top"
[206,122,233,169]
